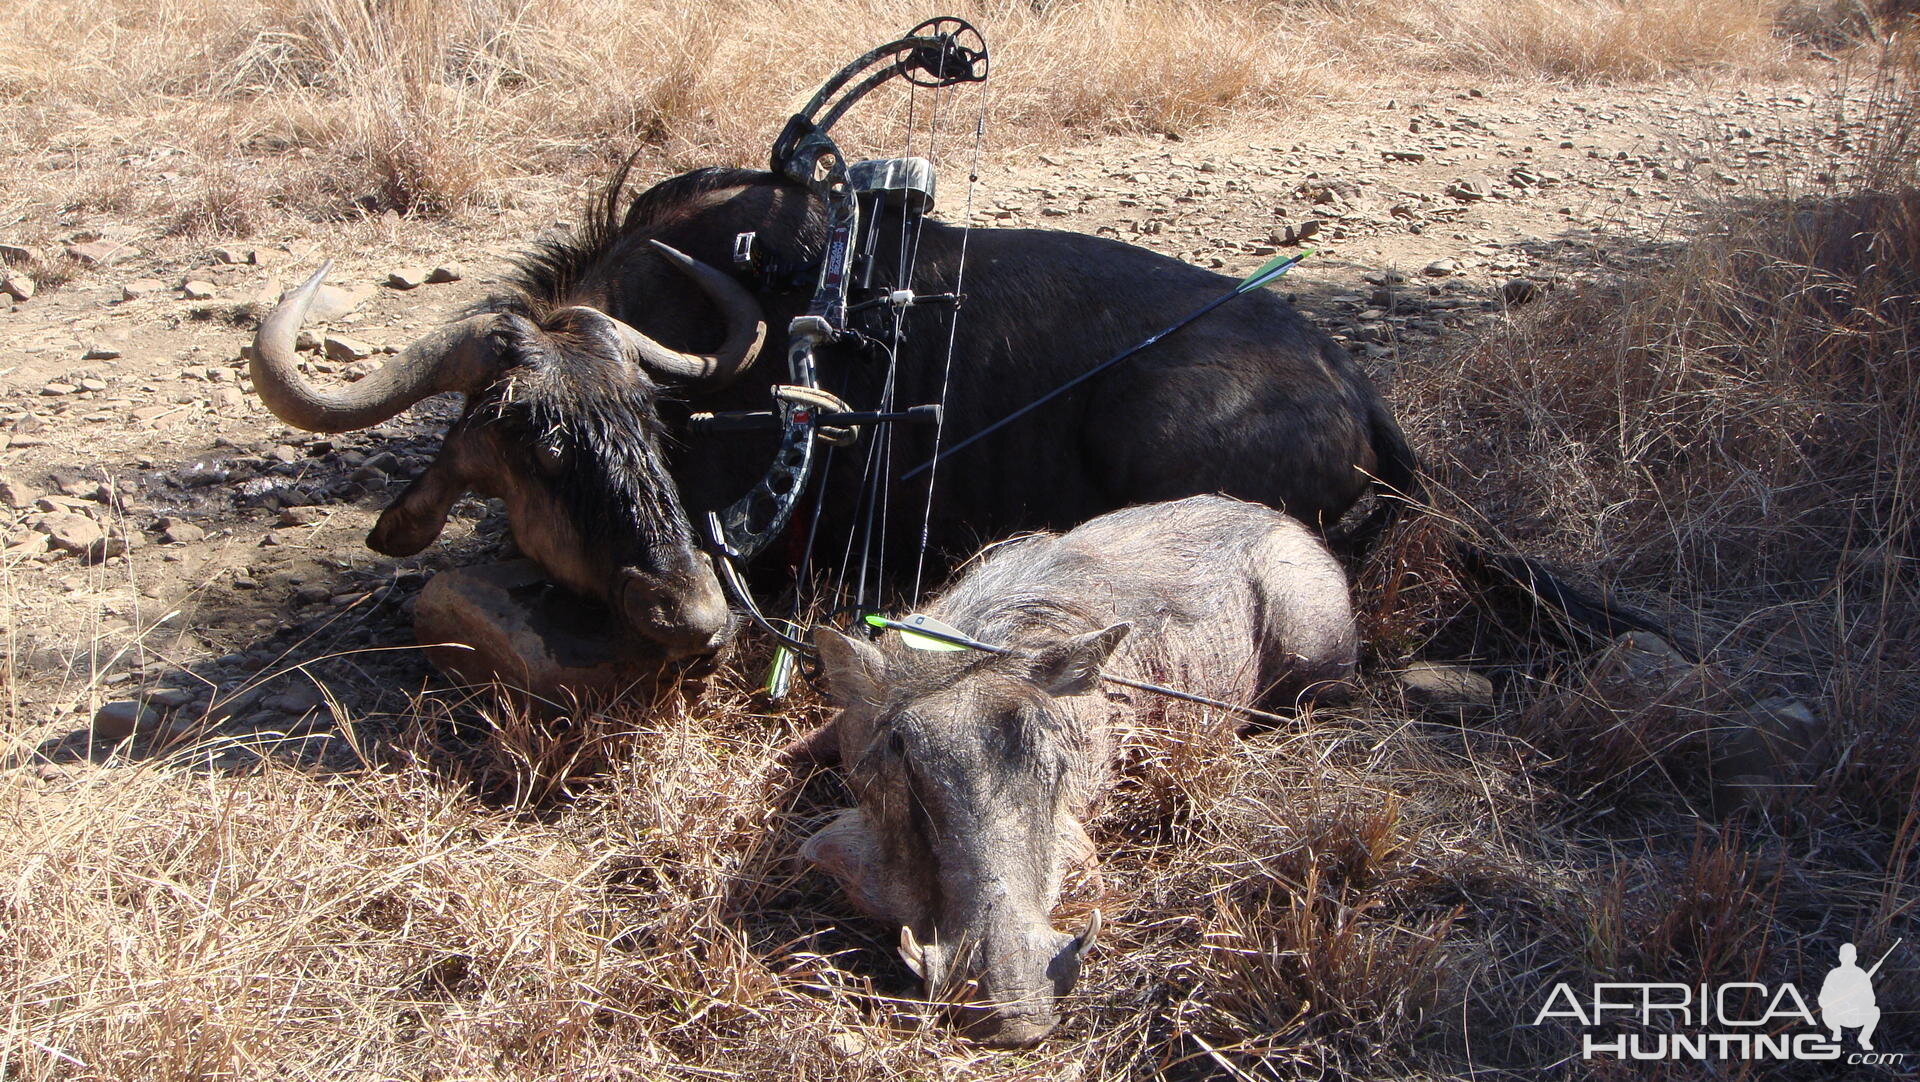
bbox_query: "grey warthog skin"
[805,495,1357,1047]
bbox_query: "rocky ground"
[0,75,1865,764]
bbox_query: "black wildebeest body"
[806,495,1358,1046]
[250,166,1413,654]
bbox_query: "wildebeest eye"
[533,439,569,476]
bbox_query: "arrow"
[899,249,1314,481]
[861,613,1294,724]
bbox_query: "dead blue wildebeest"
[802,495,1357,1047]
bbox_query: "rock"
[0,242,43,265]
[211,386,247,413]
[182,280,218,301]
[278,505,323,526]
[1713,695,1828,809]
[82,345,121,361]
[2,274,34,301]
[66,240,139,266]
[122,278,165,299]
[295,329,323,352]
[263,685,325,715]
[1382,149,1427,162]
[38,512,104,556]
[211,246,255,265]
[93,699,164,741]
[1499,278,1539,306]
[306,283,373,322]
[1446,178,1490,201]
[426,263,463,284]
[385,267,430,290]
[142,686,195,709]
[1588,630,1700,702]
[413,560,670,703]
[1423,258,1462,276]
[161,520,206,544]
[0,474,40,509]
[1396,662,1495,714]
[323,335,375,362]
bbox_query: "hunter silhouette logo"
[1821,941,1894,1051]
[1531,939,1906,1066]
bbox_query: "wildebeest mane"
[503,159,812,311]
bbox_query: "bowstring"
[912,78,988,602]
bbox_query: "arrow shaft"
[1867,938,1902,978]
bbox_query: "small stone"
[2,274,35,301]
[1445,178,1490,201]
[294,582,333,604]
[305,283,373,322]
[38,512,104,556]
[1499,278,1539,306]
[278,506,323,526]
[1423,258,1462,276]
[66,240,140,266]
[93,699,163,741]
[0,474,40,509]
[385,268,431,290]
[414,560,672,702]
[162,520,206,544]
[182,280,218,301]
[426,263,463,284]
[0,242,44,265]
[1396,662,1495,713]
[142,687,195,709]
[211,386,247,413]
[211,246,256,265]
[122,279,164,300]
[1382,149,1427,162]
[324,335,375,362]
[295,329,323,352]
[826,1032,867,1057]
[82,345,121,361]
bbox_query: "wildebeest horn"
[250,263,502,433]
[591,240,767,389]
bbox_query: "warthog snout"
[899,912,1101,1048]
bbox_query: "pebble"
[1499,278,1540,306]
[2,275,34,301]
[66,240,140,266]
[93,699,163,741]
[1396,662,1495,714]
[211,246,256,265]
[182,281,218,301]
[307,283,372,322]
[211,386,247,412]
[1423,258,1462,276]
[385,268,431,290]
[0,242,43,265]
[426,264,463,284]
[122,279,164,300]
[38,512,103,556]
[324,335,375,362]
[162,520,207,544]
[0,474,40,509]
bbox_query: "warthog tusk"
[899,924,928,978]
[1074,909,1102,959]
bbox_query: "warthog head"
[248,242,765,657]
[805,624,1128,1047]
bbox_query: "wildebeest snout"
[617,557,732,656]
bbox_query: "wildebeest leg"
[368,453,469,556]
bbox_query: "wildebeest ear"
[814,628,887,708]
[367,451,468,556]
[1030,623,1132,697]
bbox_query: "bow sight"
[698,17,987,649]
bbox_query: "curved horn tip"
[899,924,927,978]
[647,239,695,267]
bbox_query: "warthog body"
[806,495,1357,1046]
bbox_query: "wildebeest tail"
[1455,543,1697,659]
[1336,395,1422,555]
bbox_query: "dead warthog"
[803,495,1357,1046]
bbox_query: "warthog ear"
[814,627,887,708]
[1029,623,1132,696]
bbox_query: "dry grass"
[0,0,1843,243]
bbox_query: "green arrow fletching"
[1236,248,1314,293]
